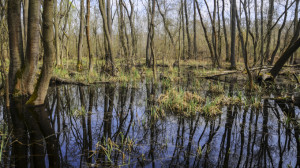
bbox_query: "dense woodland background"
[0,0,299,105]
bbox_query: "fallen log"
[50,76,89,86]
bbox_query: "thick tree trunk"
[270,38,300,79]
[27,0,55,105]
[17,0,40,95]
[7,0,24,94]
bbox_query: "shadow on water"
[1,79,300,167]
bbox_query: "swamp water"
[1,78,300,168]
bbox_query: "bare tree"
[230,0,237,69]
[86,0,93,73]
[77,0,84,71]
[98,0,116,75]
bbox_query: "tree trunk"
[230,0,237,69]
[254,0,259,65]
[17,0,40,95]
[27,0,55,105]
[270,38,300,78]
[222,0,230,62]
[193,0,197,59]
[77,0,84,71]
[22,0,29,52]
[86,0,93,73]
[270,0,289,65]
[184,0,191,59]
[260,0,264,66]
[195,0,215,66]
[98,0,115,76]
[236,0,253,89]
[7,0,24,94]
[265,0,274,63]
[54,0,61,66]
[291,0,299,64]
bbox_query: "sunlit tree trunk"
[27,0,55,105]
[7,0,24,94]
[16,0,40,95]
[54,0,61,67]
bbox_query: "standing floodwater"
[1,80,300,167]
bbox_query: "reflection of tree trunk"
[88,87,94,163]
[9,98,28,167]
[79,87,89,164]
[10,97,60,168]
[236,107,247,167]
[223,106,235,168]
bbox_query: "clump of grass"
[158,88,205,117]
[208,81,224,94]
[157,87,251,117]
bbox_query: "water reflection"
[1,81,300,167]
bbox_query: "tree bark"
[222,0,229,62]
[77,0,84,71]
[17,0,40,95]
[270,0,289,65]
[184,0,191,59]
[264,0,274,63]
[54,0,61,66]
[230,0,237,69]
[7,0,24,94]
[86,0,93,73]
[27,0,55,105]
[270,38,300,78]
[98,0,116,75]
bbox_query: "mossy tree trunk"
[27,0,55,105]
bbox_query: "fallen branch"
[198,64,300,79]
